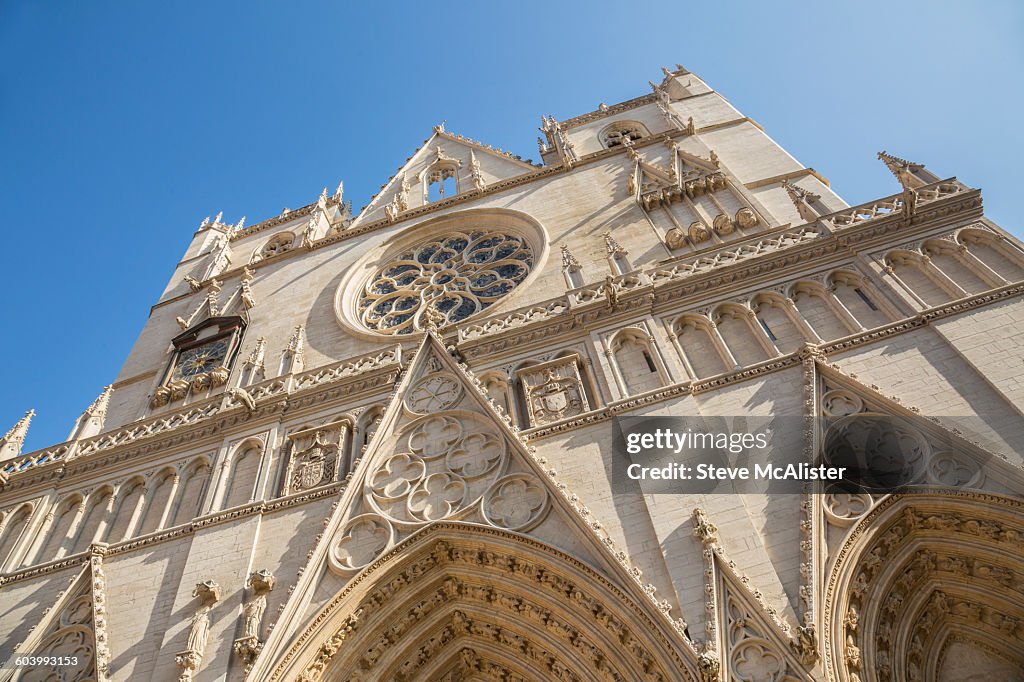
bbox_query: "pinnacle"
[1,409,35,460]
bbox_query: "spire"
[280,326,306,375]
[333,180,344,202]
[69,386,113,441]
[1,410,35,461]
[246,337,267,368]
[782,180,822,223]
[877,151,939,190]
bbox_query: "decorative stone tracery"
[358,231,533,335]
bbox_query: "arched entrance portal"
[269,522,698,681]
[824,492,1024,681]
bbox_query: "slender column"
[744,309,782,357]
[785,298,825,343]
[158,474,182,528]
[825,287,864,333]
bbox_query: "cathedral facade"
[1,66,1024,681]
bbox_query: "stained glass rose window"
[358,231,533,335]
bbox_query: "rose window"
[358,231,533,334]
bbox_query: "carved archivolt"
[824,493,1024,682]
[272,526,698,682]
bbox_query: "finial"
[0,410,35,461]
[320,186,328,201]
[200,216,211,228]
[287,325,305,354]
[85,386,113,418]
[433,121,446,134]
[246,337,267,367]
[661,66,673,78]
[214,211,223,225]
[236,216,246,231]
[334,180,344,201]
[560,244,581,271]
[782,180,822,223]
[603,232,627,256]
[877,150,931,190]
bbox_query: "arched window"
[885,251,954,307]
[252,232,295,263]
[600,121,649,149]
[921,240,990,295]
[357,407,385,455]
[0,504,33,570]
[38,495,84,562]
[751,293,805,354]
[71,487,114,553]
[959,229,1024,282]
[610,331,664,395]
[480,373,513,419]
[828,271,890,330]
[713,305,770,367]
[673,315,728,379]
[790,281,852,340]
[172,459,210,526]
[223,443,262,509]
[107,479,145,542]
[139,468,177,534]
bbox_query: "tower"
[1,65,1024,681]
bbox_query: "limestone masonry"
[2,65,1023,681]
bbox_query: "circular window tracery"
[357,231,533,335]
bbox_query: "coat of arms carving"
[517,356,590,427]
[282,419,351,495]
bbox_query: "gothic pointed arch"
[823,492,1024,682]
[247,333,701,681]
[270,524,699,682]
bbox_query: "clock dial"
[176,339,230,379]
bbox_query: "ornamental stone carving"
[482,473,550,530]
[330,404,523,574]
[176,580,220,682]
[282,419,350,495]
[405,373,463,413]
[234,569,275,673]
[358,231,533,335]
[516,356,590,427]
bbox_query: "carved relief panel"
[281,418,351,495]
[516,355,590,427]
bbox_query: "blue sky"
[1,1,1022,452]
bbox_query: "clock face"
[175,339,230,379]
